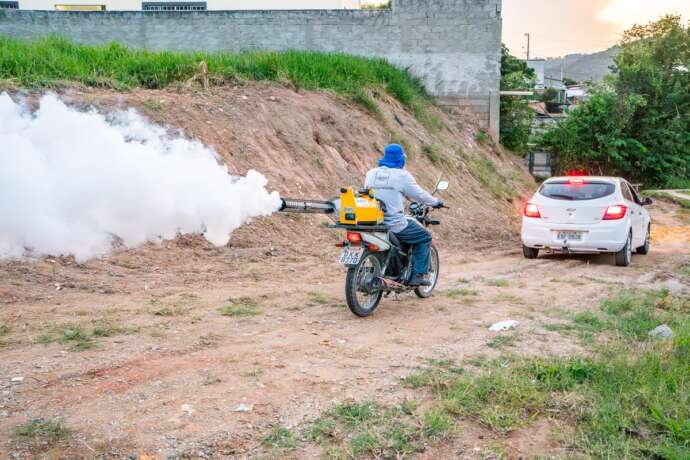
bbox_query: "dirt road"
[1,201,688,459]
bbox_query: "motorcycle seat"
[388,232,408,251]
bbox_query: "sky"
[502,0,690,58]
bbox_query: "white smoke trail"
[0,93,282,262]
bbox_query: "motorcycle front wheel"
[345,251,384,317]
[415,245,440,298]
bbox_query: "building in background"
[526,59,545,89]
[9,0,361,10]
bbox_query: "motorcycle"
[279,180,449,317]
[339,180,448,316]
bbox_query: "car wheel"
[636,224,650,255]
[523,245,539,259]
[615,231,632,267]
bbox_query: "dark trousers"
[394,219,432,275]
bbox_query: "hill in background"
[544,46,619,82]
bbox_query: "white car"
[521,176,652,266]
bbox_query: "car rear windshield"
[539,181,616,201]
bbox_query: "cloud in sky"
[597,0,690,30]
[502,0,689,58]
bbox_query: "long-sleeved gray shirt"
[364,166,439,233]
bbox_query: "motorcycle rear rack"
[329,223,389,232]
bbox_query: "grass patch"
[34,321,137,351]
[306,401,425,458]
[463,154,515,200]
[148,298,189,316]
[486,332,520,350]
[486,278,509,288]
[421,144,445,165]
[0,35,438,127]
[422,409,453,439]
[599,289,687,341]
[262,426,297,450]
[0,324,13,348]
[494,293,524,304]
[15,418,70,444]
[644,190,690,209]
[475,131,492,145]
[220,297,260,317]
[306,291,337,306]
[142,97,163,111]
[401,288,690,457]
[444,288,479,300]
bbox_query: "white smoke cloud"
[0,93,282,262]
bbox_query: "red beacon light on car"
[565,168,589,177]
[523,202,541,218]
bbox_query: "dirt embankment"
[41,83,532,252]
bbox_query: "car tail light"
[346,232,362,244]
[603,205,628,220]
[523,203,541,218]
[568,178,585,185]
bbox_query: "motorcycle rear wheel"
[415,245,440,298]
[345,252,384,317]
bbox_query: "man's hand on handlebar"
[433,200,446,209]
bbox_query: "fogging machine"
[280,187,385,227]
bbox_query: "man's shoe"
[408,274,432,287]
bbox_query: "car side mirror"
[436,180,449,191]
[643,197,654,206]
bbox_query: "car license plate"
[557,231,583,241]
[340,247,364,266]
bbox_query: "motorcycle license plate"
[557,231,583,241]
[340,247,364,266]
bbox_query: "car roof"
[544,176,621,184]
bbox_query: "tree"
[500,45,536,153]
[543,16,689,187]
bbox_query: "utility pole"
[524,33,531,61]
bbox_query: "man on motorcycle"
[364,144,444,287]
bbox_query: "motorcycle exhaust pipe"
[375,277,408,293]
[279,198,336,215]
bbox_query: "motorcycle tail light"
[346,232,362,245]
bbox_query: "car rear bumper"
[521,218,629,253]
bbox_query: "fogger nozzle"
[279,198,336,214]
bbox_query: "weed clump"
[15,418,70,444]
[220,297,260,317]
[306,401,425,458]
[34,321,137,351]
[262,426,297,450]
[421,144,445,165]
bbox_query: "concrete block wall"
[0,0,502,134]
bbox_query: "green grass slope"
[0,35,437,126]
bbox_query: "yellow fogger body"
[339,187,385,226]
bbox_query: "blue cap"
[379,144,406,169]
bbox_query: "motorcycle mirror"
[436,180,449,191]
